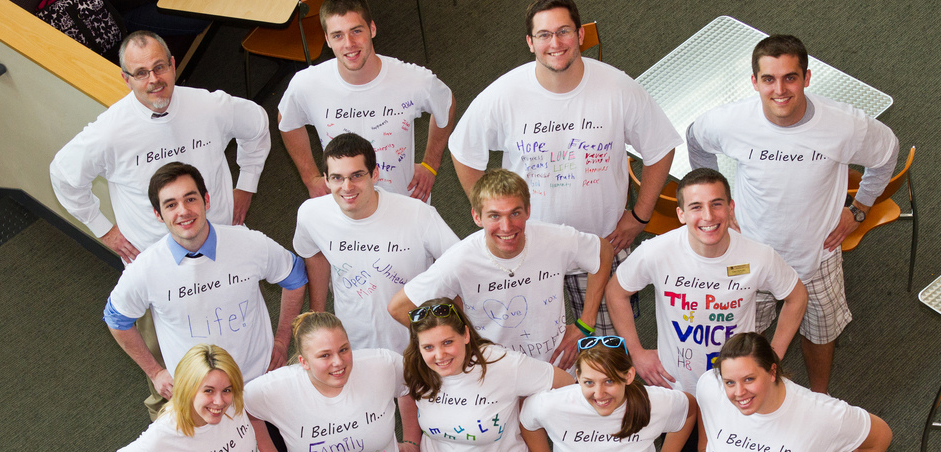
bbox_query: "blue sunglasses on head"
[577,335,629,355]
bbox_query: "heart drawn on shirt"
[483,296,528,328]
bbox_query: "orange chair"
[580,21,602,61]
[241,0,326,97]
[627,157,682,235]
[843,146,917,290]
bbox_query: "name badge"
[727,264,750,276]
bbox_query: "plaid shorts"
[564,248,636,336]
[756,249,850,344]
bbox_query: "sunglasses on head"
[577,335,629,355]
[408,303,459,323]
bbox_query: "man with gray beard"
[50,30,271,418]
[51,30,270,264]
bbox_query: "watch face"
[850,206,865,222]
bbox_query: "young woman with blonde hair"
[119,344,255,451]
[244,311,420,452]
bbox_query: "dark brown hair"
[525,0,581,36]
[148,162,208,215]
[322,132,378,175]
[576,345,650,438]
[676,167,731,209]
[403,299,502,401]
[715,332,787,385]
[320,0,373,32]
[752,34,808,77]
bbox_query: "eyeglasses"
[123,63,171,81]
[531,28,576,42]
[409,303,458,323]
[577,336,628,355]
[327,171,369,185]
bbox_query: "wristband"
[421,162,437,176]
[631,208,650,224]
[575,318,595,336]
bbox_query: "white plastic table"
[631,16,894,182]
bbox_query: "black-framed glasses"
[326,171,369,185]
[577,335,628,355]
[409,303,458,323]
[531,28,576,42]
[123,63,171,81]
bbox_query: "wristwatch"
[848,204,866,222]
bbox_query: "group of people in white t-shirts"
[61,0,899,450]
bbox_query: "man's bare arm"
[769,280,808,359]
[110,325,173,398]
[306,253,331,312]
[605,276,675,387]
[408,94,457,201]
[451,157,485,200]
[606,150,675,252]
[269,286,305,371]
[280,113,328,198]
[389,288,416,326]
[551,238,613,369]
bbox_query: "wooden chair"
[174,23,213,83]
[627,157,682,235]
[241,0,326,98]
[580,21,602,61]
[843,146,917,290]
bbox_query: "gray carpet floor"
[2,0,940,450]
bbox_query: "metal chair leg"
[922,381,941,452]
[908,171,917,292]
[296,1,312,66]
[416,0,429,63]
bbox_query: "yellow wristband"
[421,162,437,176]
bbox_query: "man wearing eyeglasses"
[49,30,270,419]
[278,0,455,202]
[448,0,680,338]
[606,168,807,398]
[50,30,270,264]
[293,133,458,354]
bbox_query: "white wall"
[0,1,126,238]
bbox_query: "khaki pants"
[138,309,168,421]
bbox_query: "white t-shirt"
[616,228,798,395]
[519,384,688,452]
[697,372,871,452]
[417,345,554,452]
[293,189,458,353]
[404,222,600,363]
[449,58,681,238]
[109,224,296,382]
[118,407,256,452]
[50,87,270,251]
[687,94,898,279]
[244,349,407,452]
[278,55,453,196]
